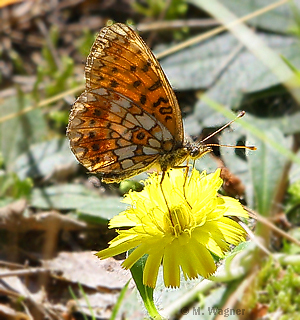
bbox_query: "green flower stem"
[130,253,164,319]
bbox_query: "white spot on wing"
[111,132,120,139]
[91,88,108,96]
[118,96,132,109]
[123,130,133,141]
[114,145,137,160]
[73,101,85,113]
[148,139,161,148]
[110,123,132,141]
[162,126,173,141]
[143,147,158,155]
[152,129,162,141]
[157,120,173,141]
[121,159,134,169]
[68,131,83,142]
[125,113,139,126]
[117,139,132,147]
[85,93,97,102]
[70,117,83,128]
[73,146,86,157]
[110,103,126,117]
[122,120,135,129]
[136,114,156,130]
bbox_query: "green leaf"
[77,198,127,224]
[160,32,300,96]
[210,241,255,282]
[31,184,126,223]
[287,180,300,207]
[46,55,75,96]
[75,29,96,57]
[246,112,300,136]
[159,33,239,90]
[197,37,299,112]
[14,138,75,180]
[0,93,47,171]
[248,127,291,216]
[0,172,32,199]
[285,178,300,224]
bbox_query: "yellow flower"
[96,168,248,288]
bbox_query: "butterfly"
[67,23,252,183]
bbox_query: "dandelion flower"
[96,168,248,288]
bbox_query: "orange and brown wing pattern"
[67,23,184,182]
[68,89,168,182]
[85,23,183,143]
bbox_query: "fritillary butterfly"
[67,23,229,183]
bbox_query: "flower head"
[96,168,248,288]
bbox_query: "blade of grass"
[109,280,130,320]
[68,285,90,320]
[78,283,96,320]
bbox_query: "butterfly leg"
[172,163,192,209]
[160,170,171,213]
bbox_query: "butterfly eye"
[189,145,212,159]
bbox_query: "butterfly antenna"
[198,111,246,144]
[197,111,256,151]
[204,143,256,150]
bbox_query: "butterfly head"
[187,142,212,160]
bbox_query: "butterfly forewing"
[67,23,184,181]
[85,23,183,141]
